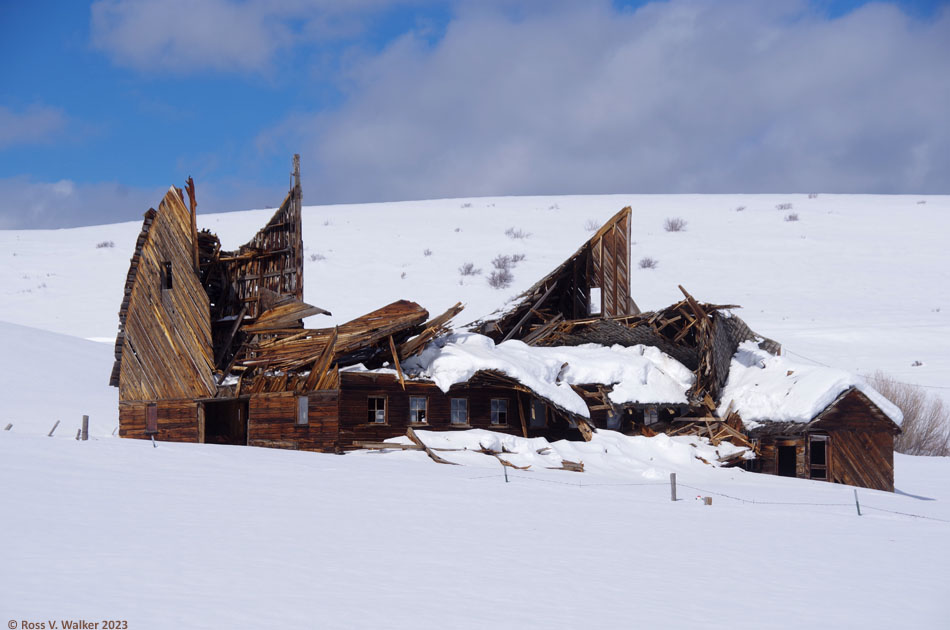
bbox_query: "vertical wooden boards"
[117,187,216,402]
[224,156,303,319]
[811,389,899,491]
[587,206,631,319]
[480,206,635,341]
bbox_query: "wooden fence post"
[48,420,60,437]
[854,489,862,516]
[670,472,677,501]
[81,415,89,441]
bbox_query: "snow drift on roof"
[718,341,903,426]
[403,333,694,418]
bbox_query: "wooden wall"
[337,373,525,448]
[224,157,303,318]
[119,400,199,442]
[587,206,633,318]
[247,390,339,452]
[811,389,898,492]
[117,188,216,402]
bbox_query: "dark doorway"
[203,399,248,445]
[777,445,798,477]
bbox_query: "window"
[162,262,173,290]
[809,435,829,480]
[490,399,509,425]
[296,395,308,426]
[589,287,602,315]
[529,399,546,428]
[409,396,427,424]
[146,403,158,434]
[368,396,386,423]
[450,398,468,425]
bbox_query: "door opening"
[777,445,798,477]
[203,399,248,445]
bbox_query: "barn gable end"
[115,187,216,402]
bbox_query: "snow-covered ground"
[1,193,949,628]
[1,431,947,629]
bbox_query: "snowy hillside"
[1,193,949,629]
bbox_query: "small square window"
[490,399,508,425]
[450,398,468,425]
[409,396,427,424]
[368,396,386,423]
[296,396,309,426]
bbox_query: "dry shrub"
[487,268,513,289]
[784,213,799,222]
[505,227,531,239]
[638,257,658,269]
[867,371,950,456]
[664,217,687,232]
[458,262,481,276]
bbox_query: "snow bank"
[719,341,903,426]
[387,428,750,477]
[403,333,694,417]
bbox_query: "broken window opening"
[491,399,509,425]
[367,396,386,424]
[409,396,427,424]
[162,261,173,290]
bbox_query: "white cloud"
[264,0,950,198]
[89,0,424,73]
[0,105,67,150]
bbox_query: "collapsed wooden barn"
[110,157,901,491]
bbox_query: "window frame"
[145,403,158,435]
[367,395,388,425]
[490,398,509,426]
[450,397,469,426]
[409,396,428,425]
[296,395,309,426]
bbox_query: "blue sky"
[0,0,948,228]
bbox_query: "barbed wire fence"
[466,466,950,523]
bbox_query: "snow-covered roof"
[402,333,695,418]
[717,341,903,427]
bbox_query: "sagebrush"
[487,268,513,289]
[664,217,687,232]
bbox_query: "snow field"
[1,432,948,630]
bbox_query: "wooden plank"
[406,427,458,465]
[388,335,406,390]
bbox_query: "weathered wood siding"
[119,400,199,442]
[588,206,632,318]
[338,373,524,448]
[811,389,898,491]
[117,188,216,402]
[247,390,339,451]
[224,166,303,318]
